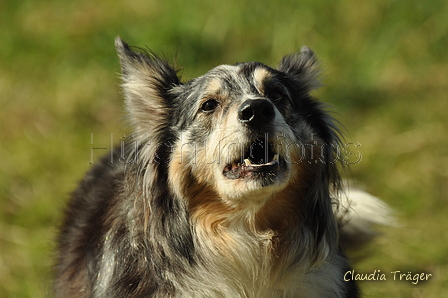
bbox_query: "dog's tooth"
[272,154,279,162]
[244,159,252,166]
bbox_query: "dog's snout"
[238,99,275,127]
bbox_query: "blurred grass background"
[1,0,447,297]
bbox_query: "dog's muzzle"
[223,99,287,181]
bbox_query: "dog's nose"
[238,99,275,127]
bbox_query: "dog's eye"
[201,99,219,112]
[268,90,284,101]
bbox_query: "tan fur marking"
[255,136,325,232]
[190,195,238,253]
[206,78,222,95]
[255,180,305,232]
[168,141,195,199]
[168,138,238,254]
[253,67,271,94]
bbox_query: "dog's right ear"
[115,37,181,132]
[277,47,321,92]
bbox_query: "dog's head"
[116,38,341,251]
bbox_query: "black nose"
[238,99,275,127]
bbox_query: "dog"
[55,37,393,298]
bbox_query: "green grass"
[1,0,447,297]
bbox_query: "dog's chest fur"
[177,242,347,297]
[163,223,348,298]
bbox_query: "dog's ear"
[277,47,321,92]
[115,37,180,132]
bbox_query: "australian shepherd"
[55,38,392,298]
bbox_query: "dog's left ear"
[115,37,180,133]
[277,47,321,92]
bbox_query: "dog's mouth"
[223,138,286,180]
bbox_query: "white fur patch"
[335,187,396,240]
